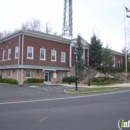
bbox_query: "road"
[0,85,130,130]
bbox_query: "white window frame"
[15,46,18,59]
[60,71,65,79]
[27,46,34,59]
[26,69,31,78]
[61,52,66,62]
[2,50,5,60]
[51,50,56,61]
[8,48,11,60]
[40,48,46,60]
[113,56,115,67]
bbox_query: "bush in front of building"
[0,78,18,84]
[90,77,119,85]
[24,78,44,83]
[62,76,76,84]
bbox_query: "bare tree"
[0,30,12,39]
[20,19,41,31]
[29,19,41,31]
[21,22,29,30]
[45,21,52,34]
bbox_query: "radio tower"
[62,0,73,39]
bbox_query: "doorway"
[44,71,51,82]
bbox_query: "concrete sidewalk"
[60,83,130,88]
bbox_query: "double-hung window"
[51,50,56,61]
[8,48,11,59]
[26,69,31,78]
[60,71,65,79]
[61,52,66,62]
[2,50,5,60]
[15,46,18,59]
[27,46,34,59]
[40,48,46,60]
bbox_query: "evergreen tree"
[102,44,113,73]
[89,34,103,67]
[75,34,84,77]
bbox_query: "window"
[118,60,120,67]
[40,48,46,60]
[15,46,18,59]
[7,70,10,77]
[27,46,34,59]
[8,48,11,59]
[113,56,115,67]
[2,50,5,60]
[61,52,66,62]
[51,50,56,61]
[27,46,33,59]
[26,69,31,78]
[60,71,64,79]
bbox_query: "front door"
[44,72,49,82]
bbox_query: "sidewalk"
[60,83,130,88]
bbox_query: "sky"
[0,0,130,52]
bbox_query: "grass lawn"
[66,87,123,93]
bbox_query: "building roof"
[0,30,71,44]
[0,30,124,56]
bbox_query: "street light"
[73,48,78,90]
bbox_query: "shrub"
[0,78,18,84]
[24,78,44,83]
[62,76,76,83]
[91,77,110,83]
[91,82,110,85]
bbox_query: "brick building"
[0,30,125,85]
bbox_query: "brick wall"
[22,35,70,67]
[0,36,19,66]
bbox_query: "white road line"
[0,89,130,105]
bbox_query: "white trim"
[26,69,31,78]
[40,48,46,60]
[60,71,65,79]
[2,50,5,61]
[22,34,24,64]
[18,34,20,64]
[15,46,18,59]
[69,44,72,67]
[113,56,116,67]
[27,46,34,59]
[8,48,11,60]
[61,52,66,62]
[51,50,56,61]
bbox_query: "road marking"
[0,89,130,105]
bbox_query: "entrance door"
[44,72,49,82]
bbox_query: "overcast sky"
[0,0,130,52]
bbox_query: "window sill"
[27,58,33,59]
[40,59,46,60]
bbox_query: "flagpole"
[124,5,127,75]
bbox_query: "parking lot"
[0,84,75,103]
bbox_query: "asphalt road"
[0,84,130,130]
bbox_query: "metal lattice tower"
[62,0,73,39]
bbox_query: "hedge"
[0,78,18,84]
[24,78,44,83]
[62,76,76,83]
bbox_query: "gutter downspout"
[21,33,24,85]
[69,42,72,67]
[17,34,21,83]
